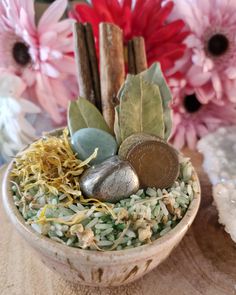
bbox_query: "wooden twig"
[73,23,95,105]
[133,37,147,73]
[128,37,147,74]
[127,40,136,75]
[84,23,102,112]
[99,23,125,130]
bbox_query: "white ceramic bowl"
[2,130,201,287]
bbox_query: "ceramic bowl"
[2,129,201,287]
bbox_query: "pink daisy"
[0,0,77,123]
[170,0,236,104]
[169,77,236,150]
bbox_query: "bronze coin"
[126,140,179,189]
[118,133,163,160]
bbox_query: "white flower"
[0,72,40,163]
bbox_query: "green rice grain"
[12,155,198,251]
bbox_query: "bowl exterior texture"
[2,130,201,287]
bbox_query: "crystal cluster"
[198,126,236,242]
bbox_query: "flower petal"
[17,115,37,139]
[19,7,35,36]
[18,98,41,114]
[225,67,236,79]
[195,82,215,104]
[50,56,76,75]
[187,65,211,86]
[224,79,236,102]
[0,73,26,97]
[20,0,35,30]
[186,124,197,150]
[172,125,186,150]
[40,62,60,78]
[35,73,62,123]
[196,123,209,137]
[38,0,67,33]
[211,72,223,100]
[49,78,71,108]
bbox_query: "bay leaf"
[114,105,122,146]
[141,63,172,140]
[67,98,111,136]
[119,75,164,141]
[117,81,126,100]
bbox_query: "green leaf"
[119,75,164,141]
[114,106,121,146]
[67,98,111,136]
[141,63,172,140]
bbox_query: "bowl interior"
[2,128,201,263]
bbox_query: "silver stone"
[80,156,140,202]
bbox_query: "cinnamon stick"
[127,40,136,75]
[128,37,148,74]
[84,23,102,112]
[73,23,95,105]
[99,23,125,130]
[133,37,147,73]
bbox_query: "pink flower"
[170,0,236,104]
[0,0,77,123]
[169,78,236,150]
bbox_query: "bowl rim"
[2,129,201,264]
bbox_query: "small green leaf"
[141,63,172,140]
[119,75,165,141]
[67,98,111,136]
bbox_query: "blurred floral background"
[1,0,236,165]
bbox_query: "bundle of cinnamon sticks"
[74,22,148,130]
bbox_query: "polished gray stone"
[80,156,140,202]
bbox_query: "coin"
[118,133,163,160]
[126,140,179,189]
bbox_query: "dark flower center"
[208,34,229,56]
[184,94,202,113]
[12,42,31,66]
